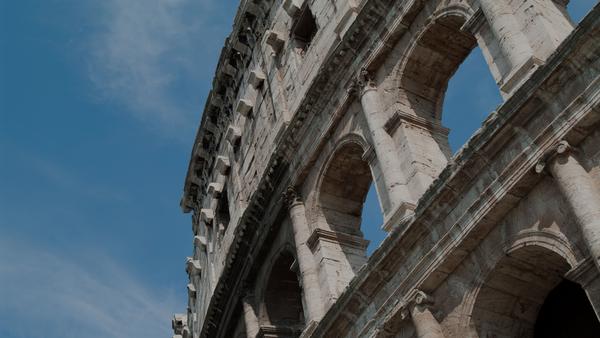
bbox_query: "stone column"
[396,290,445,338]
[478,0,538,94]
[538,141,600,271]
[285,187,324,324]
[355,69,415,220]
[242,293,259,338]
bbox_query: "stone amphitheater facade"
[173,1,600,337]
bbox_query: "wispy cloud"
[0,236,183,338]
[88,0,227,139]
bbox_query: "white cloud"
[0,237,183,338]
[88,0,226,139]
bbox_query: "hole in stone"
[290,5,317,52]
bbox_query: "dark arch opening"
[534,279,600,337]
[263,252,305,331]
[471,245,599,337]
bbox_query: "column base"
[383,201,416,232]
[499,56,544,97]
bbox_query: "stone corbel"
[215,156,231,175]
[225,125,241,147]
[185,257,202,276]
[249,68,266,88]
[233,39,251,56]
[187,283,197,299]
[265,30,285,54]
[236,98,254,117]
[223,63,238,78]
[172,313,187,335]
[283,0,305,17]
[208,182,224,198]
[200,208,215,225]
[194,235,208,249]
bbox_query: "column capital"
[284,186,303,209]
[399,289,435,319]
[348,67,377,97]
[535,140,575,174]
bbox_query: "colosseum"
[173,0,600,337]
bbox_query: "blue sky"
[0,1,595,337]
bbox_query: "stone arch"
[259,248,305,334]
[314,134,374,272]
[317,136,372,235]
[466,237,599,337]
[397,8,480,121]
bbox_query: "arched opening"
[400,13,502,153]
[320,143,371,237]
[319,142,375,271]
[471,245,599,337]
[534,279,600,337]
[442,47,502,152]
[262,251,305,334]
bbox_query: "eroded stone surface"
[175,1,600,337]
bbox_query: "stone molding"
[257,324,303,338]
[566,258,598,287]
[306,228,369,252]
[383,111,450,137]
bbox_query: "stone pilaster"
[284,187,324,325]
[537,141,600,272]
[477,0,540,95]
[396,290,445,338]
[353,68,415,222]
[242,292,260,338]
